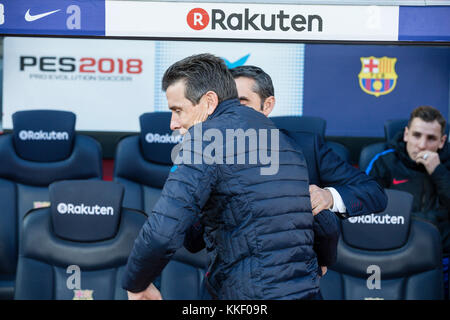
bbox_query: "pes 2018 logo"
[19,56,143,74]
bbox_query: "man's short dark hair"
[229,65,275,103]
[408,105,447,135]
[162,53,238,105]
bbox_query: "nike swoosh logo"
[25,9,61,22]
[223,54,251,69]
[393,178,409,185]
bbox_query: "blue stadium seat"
[358,119,407,171]
[326,141,351,162]
[113,112,179,212]
[384,119,408,141]
[113,112,210,300]
[0,110,102,300]
[160,247,210,300]
[14,180,146,300]
[320,189,444,300]
[359,142,387,174]
[270,115,326,137]
[270,115,351,162]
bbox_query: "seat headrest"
[139,112,182,165]
[384,119,408,141]
[49,180,124,242]
[341,189,413,250]
[269,116,326,138]
[12,110,76,162]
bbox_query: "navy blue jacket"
[122,100,387,299]
[185,129,388,267]
[123,99,323,299]
[367,132,450,252]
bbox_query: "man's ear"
[403,126,409,143]
[262,96,275,117]
[204,91,219,116]
[439,134,447,150]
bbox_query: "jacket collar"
[207,99,240,121]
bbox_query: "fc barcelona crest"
[358,57,398,97]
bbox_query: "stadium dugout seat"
[384,119,409,142]
[0,110,102,300]
[359,119,407,172]
[14,180,147,300]
[270,115,351,162]
[360,119,449,172]
[320,189,444,300]
[114,112,210,300]
[270,115,326,136]
[359,142,387,174]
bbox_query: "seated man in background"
[367,105,450,254]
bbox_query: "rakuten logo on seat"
[186,8,323,32]
[348,214,405,225]
[57,202,114,216]
[19,130,69,141]
[145,133,182,144]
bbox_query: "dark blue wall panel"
[303,44,450,137]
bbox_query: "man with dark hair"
[122,54,355,300]
[230,65,275,116]
[161,53,238,116]
[367,105,450,253]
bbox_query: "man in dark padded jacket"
[185,65,389,278]
[367,106,450,253]
[122,54,387,300]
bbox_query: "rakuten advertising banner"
[106,1,399,41]
[2,37,155,131]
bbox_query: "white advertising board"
[106,1,399,41]
[2,37,155,132]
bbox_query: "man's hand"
[321,266,327,277]
[416,150,440,175]
[309,184,333,215]
[127,283,163,300]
